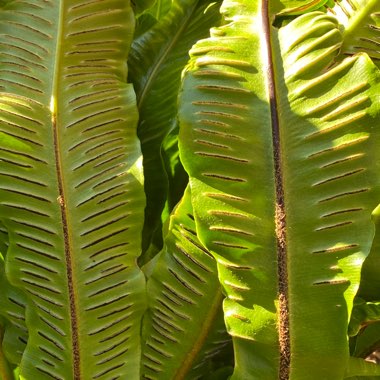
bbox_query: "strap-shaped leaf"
[0,1,145,379]
[129,0,222,256]
[179,1,380,379]
[141,187,231,379]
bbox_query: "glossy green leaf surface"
[276,0,329,14]
[129,0,222,256]
[0,225,27,367]
[0,1,145,378]
[353,322,380,359]
[0,326,13,380]
[0,272,27,366]
[146,0,173,20]
[326,0,380,66]
[349,299,380,337]
[179,1,380,379]
[133,0,156,15]
[141,186,231,379]
[359,205,380,302]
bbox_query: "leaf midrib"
[262,1,290,379]
[51,2,80,378]
[137,0,198,109]
[172,288,225,380]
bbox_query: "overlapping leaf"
[179,1,380,378]
[129,0,222,257]
[146,0,173,20]
[0,326,13,380]
[141,187,231,379]
[326,0,380,66]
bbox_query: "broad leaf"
[0,1,146,378]
[141,187,231,379]
[179,1,380,379]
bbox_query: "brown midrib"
[261,1,290,379]
[52,112,80,379]
[51,3,80,377]
[137,1,198,110]
[172,288,224,379]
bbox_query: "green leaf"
[358,205,380,302]
[134,13,158,39]
[0,1,146,378]
[179,1,380,379]
[161,127,188,220]
[349,299,380,336]
[0,271,28,366]
[0,223,28,366]
[0,326,14,380]
[141,187,231,379]
[345,357,380,378]
[129,0,222,256]
[132,0,157,15]
[276,0,330,15]
[326,0,380,66]
[147,0,173,20]
[353,322,380,359]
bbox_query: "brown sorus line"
[53,112,81,379]
[261,1,291,379]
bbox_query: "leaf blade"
[0,1,146,378]
[178,2,380,379]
